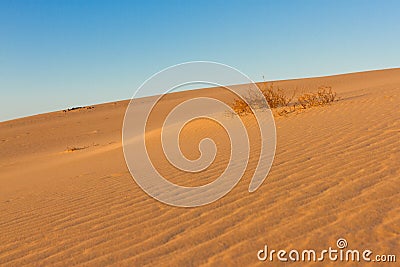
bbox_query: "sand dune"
[0,69,399,266]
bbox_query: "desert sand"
[0,68,399,266]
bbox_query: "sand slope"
[0,69,399,266]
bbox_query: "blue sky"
[1,0,399,121]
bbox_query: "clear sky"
[1,0,399,122]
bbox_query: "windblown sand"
[0,69,399,266]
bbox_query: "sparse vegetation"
[231,98,253,116]
[65,143,99,152]
[297,86,337,109]
[231,84,338,116]
[260,83,295,108]
[63,106,94,113]
[65,146,88,152]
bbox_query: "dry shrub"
[231,83,294,115]
[231,84,338,116]
[261,83,295,108]
[297,86,337,109]
[65,146,88,152]
[231,98,253,116]
[63,106,94,112]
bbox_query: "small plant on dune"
[261,83,295,108]
[231,84,338,116]
[63,106,94,113]
[232,98,252,116]
[297,86,337,109]
[231,83,295,115]
[231,86,265,115]
[66,146,88,152]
